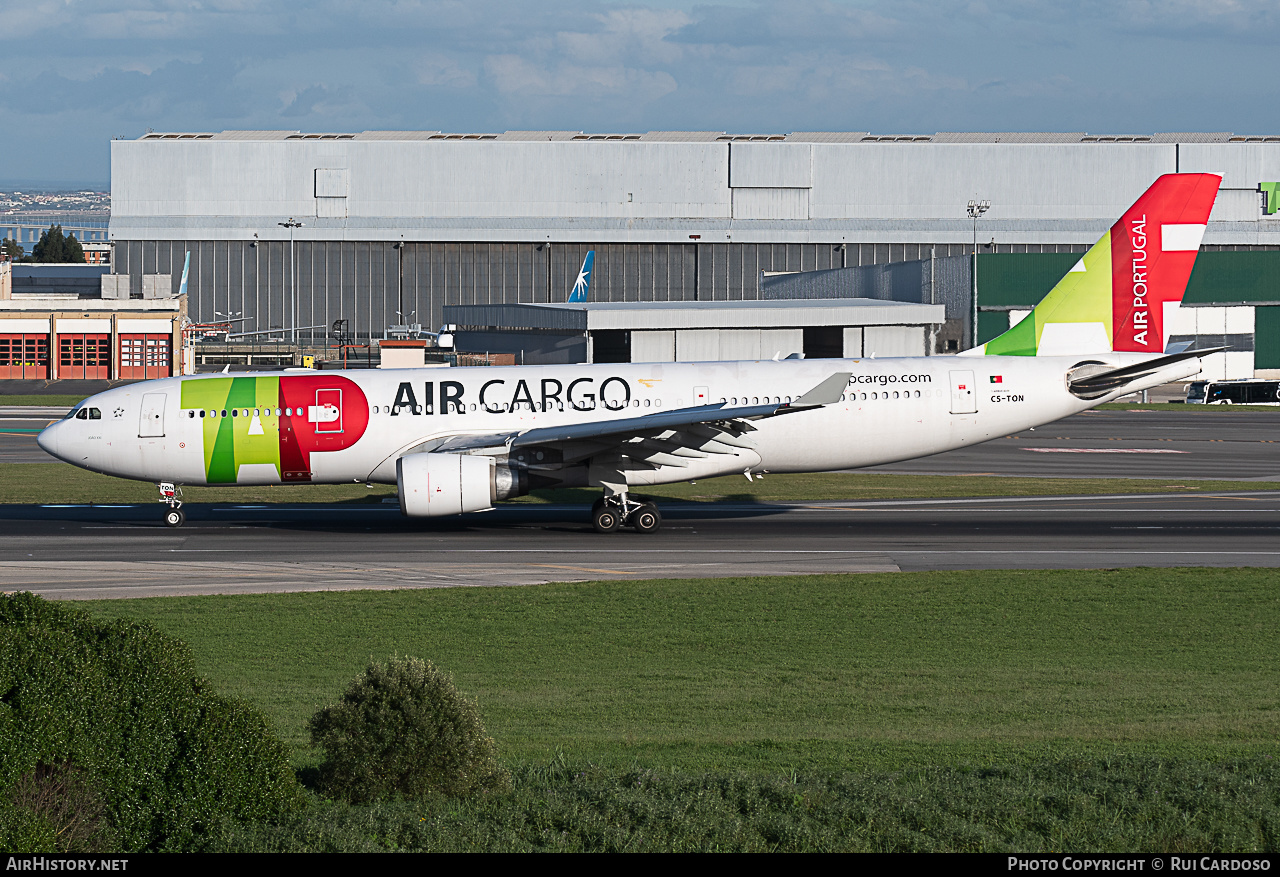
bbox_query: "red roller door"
[0,334,50,379]
[58,334,110,380]
[119,334,172,379]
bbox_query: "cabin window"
[188,410,195,418]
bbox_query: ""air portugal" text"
[1130,214,1149,346]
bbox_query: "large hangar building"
[108,130,1280,376]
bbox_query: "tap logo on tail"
[976,173,1221,357]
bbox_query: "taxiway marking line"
[531,563,632,575]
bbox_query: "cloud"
[1,0,1277,183]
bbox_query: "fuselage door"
[949,370,977,415]
[312,389,343,434]
[139,393,167,437]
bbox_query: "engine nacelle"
[397,453,498,517]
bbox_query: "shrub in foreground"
[309,656,510,802]
[0,592,303,852]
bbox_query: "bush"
[0,592,303,852]
[309,656,510,803]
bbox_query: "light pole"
[279,218,303,344]
[967,199,990,349]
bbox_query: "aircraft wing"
[413,372,851,462]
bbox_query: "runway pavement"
[866,407,1280,480]
[0,407,65,463]
[4,490,1280,599]
[6,403,1280,600]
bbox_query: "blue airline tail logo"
[568,251,594,303]
[178,251,191,297]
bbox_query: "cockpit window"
[75,408,88,420]
[70,407,102,421]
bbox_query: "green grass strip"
[79,569,1280,772]
[0,395,86,407]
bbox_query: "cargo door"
[693,386,708,405]
[949,370,977,415]
[139,393,167,437]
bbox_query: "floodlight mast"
[967,199,990,349]
[279,218,304,344]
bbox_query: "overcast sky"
[2,0,1278,188]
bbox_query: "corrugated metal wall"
[114,238,1280,343]
[115,239,986,340]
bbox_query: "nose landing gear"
[158,482,185,528]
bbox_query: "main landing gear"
[591,494,662,534]
[158,482,185,528]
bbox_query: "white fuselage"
[37,353,1182,491]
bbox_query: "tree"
[63,234,85,264]
[31,225,86,264]
[0,238,22,260]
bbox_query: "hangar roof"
[444,298,945,333]
[136,130,1279,143]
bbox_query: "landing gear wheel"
[592,503,622,533]
[164,508,186,529]
[630,502,661,534]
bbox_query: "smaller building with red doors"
[0,297,184,381]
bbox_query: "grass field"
[66,569,1280,851]
[80,568,1280,772]
[0,461,1274,506]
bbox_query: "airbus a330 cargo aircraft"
[38,173,1222,533]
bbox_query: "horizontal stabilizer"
[1067,348,1223,397]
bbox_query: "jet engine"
[396,452,527,517]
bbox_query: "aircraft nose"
[36,421,62,460]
